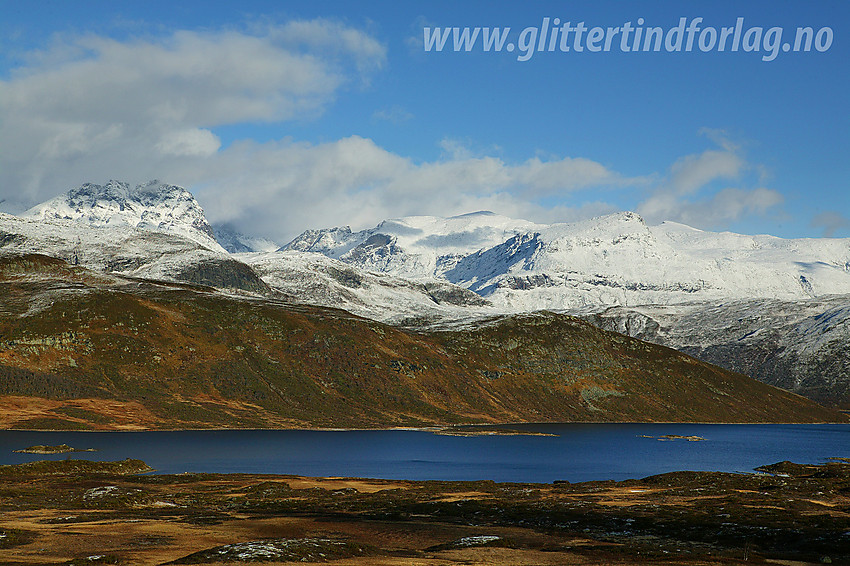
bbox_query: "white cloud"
[514,156,621,195]
[156,128,221,157]
[811,211,850,237]
[0,20,386,205]
[698,127,741,152]
[187,135,626,242]
[266,19,386,77]
[667,149,744,196]
[637,140,782,230]
[438,138,476,160]
[641,187,783,229]
[372,105,413,124]
[405,16,436,55]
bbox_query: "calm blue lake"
[0,424,847,483]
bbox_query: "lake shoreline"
[4,418,848,433]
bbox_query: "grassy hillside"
[0,254,844,429]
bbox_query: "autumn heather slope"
[0,253,843,430]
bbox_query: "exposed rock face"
[172,257,271,294]
[422,281,489,306]
[585,296,850,408]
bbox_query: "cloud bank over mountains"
[0,19,786,242]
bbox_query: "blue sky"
[0,0,847,242]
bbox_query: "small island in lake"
[12,444,97,454]
[433,426,558,437]
[639,434,706,442]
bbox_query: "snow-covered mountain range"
[9,180,850,313]
[282,210,850,310]
[2,180,849,406]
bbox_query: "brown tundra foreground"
[0,458,848,565]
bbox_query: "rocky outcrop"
[172,257,271,294]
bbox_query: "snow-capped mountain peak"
[25,180,224,252]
